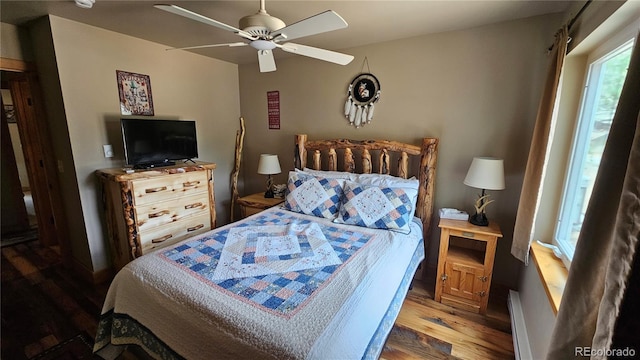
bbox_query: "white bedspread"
[94,207,423,360]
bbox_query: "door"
[443,261,485,302]
[1,60,71,266]
[0,94,30,234]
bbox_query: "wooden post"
[379,149,390,175]
[230,117,245,223]
[398,151,409,179]
[344,148,355,173]
[295,134,307,169]
[313,150,321,170]
[362,149,372,174]
[328,148,337,171]
[416,138,439,274]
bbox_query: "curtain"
[547,33,640,359]
[511,26,569,264]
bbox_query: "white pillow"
[298,168,355,180]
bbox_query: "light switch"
[103,144,114,158]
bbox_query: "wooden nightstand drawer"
[131,172,208,206]
[237,193,284,219]
[138,212,211,254]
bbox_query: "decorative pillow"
[284,172,345,219]
[334,180,414,234]
[353,173,420,220]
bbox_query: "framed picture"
[116,70,154,116]
[4,104,16,123]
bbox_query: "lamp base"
[264,189,274,198]
[469,212,489,226]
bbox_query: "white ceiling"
[1,1,574,65]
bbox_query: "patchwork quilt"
[94,208,424,360]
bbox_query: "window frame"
[553,26,638,267]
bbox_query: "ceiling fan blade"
[154,4,256,40]
[279,43,354,65]
[167,42,248,51]
[272,10,348,42]
[258,50,277,72]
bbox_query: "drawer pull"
[187,224,205,232]
[183,181,200,187]
[149,210,170,218]
[185,202,203,210]
[145,186,167,193]
[462,231,475,238]
[152,234,172,243]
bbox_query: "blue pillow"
[284,172,345,219]
[334,180,413,234]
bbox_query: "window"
[555,36,634,262]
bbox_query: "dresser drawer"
[131,172,209,206]
[138,213,211,254]
[135,193,210,231]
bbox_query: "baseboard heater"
[508,290,532,360]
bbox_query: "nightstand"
[237,192,284,219]
[434,218,502,314]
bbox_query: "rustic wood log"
[398,151,409,179]
[328,148,337,171]
[362,149,372,174]
[379,149,390,175]
[415,138,439,247]
[313,150,321,170]
[344,148,355,173]
[302,138,421,155]
[295,134,307,169]
[229,117,245,223]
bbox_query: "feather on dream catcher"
[344,58,381,128]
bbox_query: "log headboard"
[293,134,439,242]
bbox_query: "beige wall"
[239,13,563,288]
[1,22,32,61]
[32,16,241,272]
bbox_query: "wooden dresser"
[96,162,216,271]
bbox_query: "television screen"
[121,118,198,168]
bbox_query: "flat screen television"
[121,118,198,169]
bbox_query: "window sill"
[530,241,569,315]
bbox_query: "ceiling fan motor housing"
[239,12,285,37]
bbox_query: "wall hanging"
[116,70,154,116]
[343,57,381,128]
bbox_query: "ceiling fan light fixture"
[74,0,95,8]
[250,39,276,51]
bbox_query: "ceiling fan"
[155,1,354,72]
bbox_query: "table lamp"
[463,157,505,226]
[257,154,281,198]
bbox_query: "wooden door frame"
[1,57,71,267]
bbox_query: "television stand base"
[133,161,176,170]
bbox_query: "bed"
[94,134,438,360]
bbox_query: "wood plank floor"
[1,240,513,359]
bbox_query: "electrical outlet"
[103,144,114,158]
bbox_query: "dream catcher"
[343,58,381,128]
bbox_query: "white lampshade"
[257,154,281,175]
[463,157,505,190]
